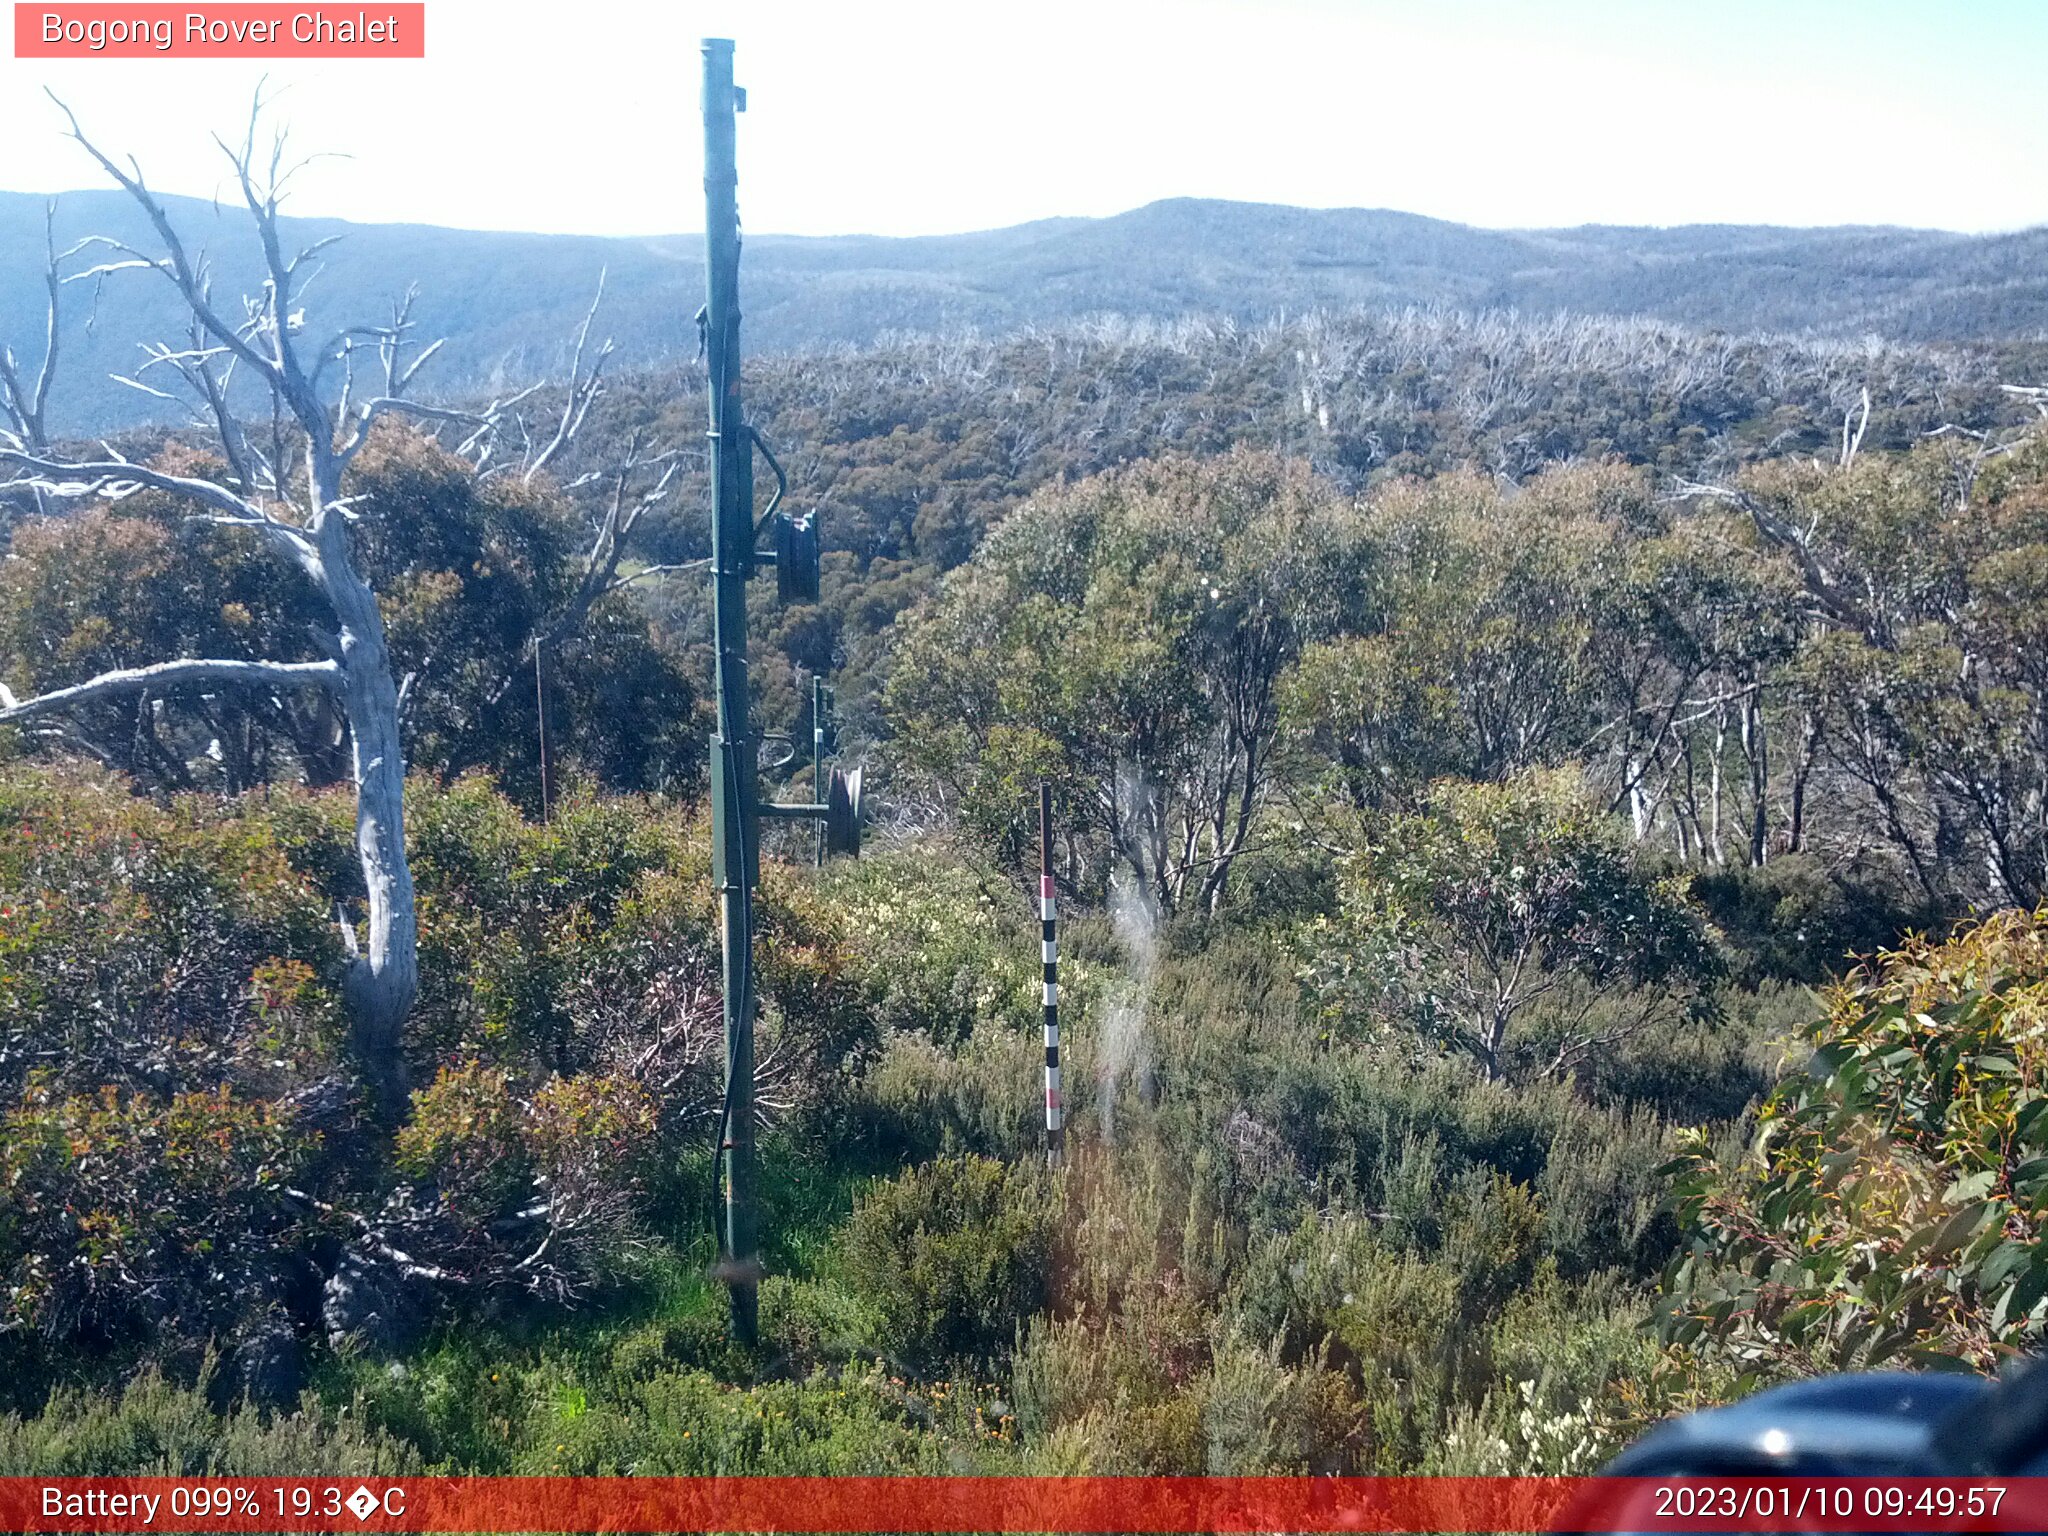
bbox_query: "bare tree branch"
[0,201,63,452]
[45,90,286,394]
[0,446,318,569]
[607,557,710,593]
[0,658,340,724]
[522,271,614,485]
[537,438,683,648]
[2000,383,2048,419]
[334,395,491,472]
[1670,476,1871,637]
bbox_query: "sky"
[1,0,2045,238]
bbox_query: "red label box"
[6,1476,2048,1534]
[14,3,425,57]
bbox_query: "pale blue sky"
[1,0,2042,236]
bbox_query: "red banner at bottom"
[6,1474,2047,1533]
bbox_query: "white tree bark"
[0,658,340,720]
[0,94,664,1116]
[0,94,480,1118]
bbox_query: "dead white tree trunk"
[0,200,63,524]
[0,94,507,1118]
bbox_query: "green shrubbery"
[1302,768,1721,1083]
[1689,853,1944,989]
[0,765,874,1401]
[0,749,1817,1470]
[3,1082,316,1350]
[0,1366,421,1476]
[14,421,2032,1474]
[0,767,349,1104]
[1662,907,2048,1380]
[821,843,1115,1046]
[840,1156,1058,1374]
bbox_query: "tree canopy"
[888,448,1360,915]
[1661,908,2048,1380]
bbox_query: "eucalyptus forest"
[2,102,2047,1483]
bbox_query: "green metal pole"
[813,675,827,868]
[702,35,758,1346]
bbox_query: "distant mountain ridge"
[3,189,2044,434]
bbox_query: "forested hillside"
[555,308,2045,748]
[6,145,2048,1479]
[7,187,2048,432]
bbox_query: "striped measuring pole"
[1038,783,1064,1168]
